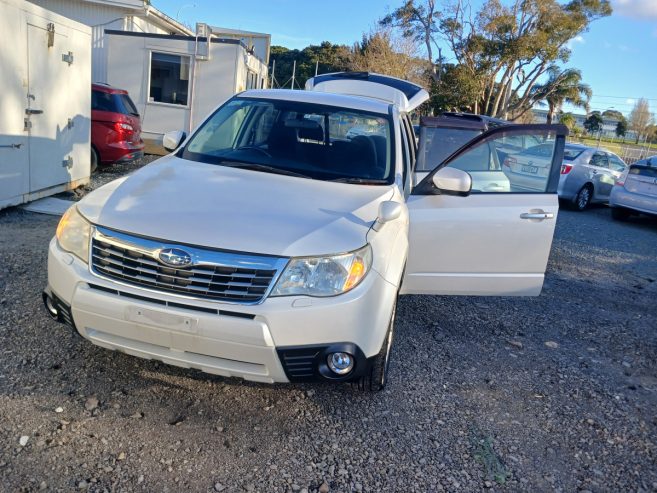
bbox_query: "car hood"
[77,156,394,257]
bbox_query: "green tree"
[603,109,623,120]
[615,118,628,141]
[535,68,591,124]
[380,0,442,79]
[269,42,351,89]
[559,112,576,131]
[350,28,428,84]
[583,112,603,135]
[438,0,611,117]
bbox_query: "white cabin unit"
[0,0,91,210]
[27,0,192,83]
[105,28,270,151]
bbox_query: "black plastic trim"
[104,29,244,47]
[87,283,256,319]
[277,343,370,382]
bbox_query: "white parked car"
[609,156,657,220]
[45,73,567,391]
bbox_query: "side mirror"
[372,201,402,232]
[432,167,472,196]
[163,130,186,152]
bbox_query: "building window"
[246,71,258,90]
[149,52,190,106]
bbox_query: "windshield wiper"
[330,177,389,185]
[221,161,312,179]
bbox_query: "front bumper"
[47,238,397,384]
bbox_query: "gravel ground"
[1,172,656,492]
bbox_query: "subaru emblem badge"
[158,248,192,267]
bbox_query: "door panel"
[27,22,90,192]
[0,3,29,207]
[401,193,558,295]
[402,125,567,297]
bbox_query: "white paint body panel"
[76,155,394,257]
[105,33,269,146]
[402,193,559,296]
[47,86,561,383]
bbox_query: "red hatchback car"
[91,83,144,171]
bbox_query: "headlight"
[56,206,91,263]
[271,245,372,297]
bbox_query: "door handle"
[520,212,554,220]
[0,143,22,149]
[25,109,43,115]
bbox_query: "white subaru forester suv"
[45,73,567,391]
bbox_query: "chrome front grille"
[90,227,287,304]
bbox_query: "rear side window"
[563,147,584,161]
[629,165,657,178]
[117,94,139,116]
[91,90,115,112]
[92,90,139,116]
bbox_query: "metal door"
[27,22,90,193]
[0,5,29,208]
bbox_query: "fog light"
[44,295,59,320]
[327,352,354,375]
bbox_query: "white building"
[27,1,271,150]
[105,26,270,149]
[1,0,91,210]
[28,0,192,83]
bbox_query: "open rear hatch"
[305,72,429,112]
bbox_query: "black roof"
[420,112,510,131]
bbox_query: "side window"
[590,153,609,169]
[91,90,114,112]
[444,131,558,193]
[608,155,626,172]
[149,52,190,106]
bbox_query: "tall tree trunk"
[546,101,555,125]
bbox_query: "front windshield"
[181,97,393,183]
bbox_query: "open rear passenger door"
[401,125,568,296]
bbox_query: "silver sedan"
[557,144,627,211]
[609,156,657,220]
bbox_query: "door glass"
[608,155,626,172]
[590,153,609,169]
[444,131,557,193]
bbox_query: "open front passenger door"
[401,125,568,296]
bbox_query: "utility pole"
[291,60,296,90]
[315,60,319,77]
[270,59,275,88]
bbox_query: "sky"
[152,0,657,117]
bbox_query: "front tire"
[353,299,396,392]
[572,184,593,211]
